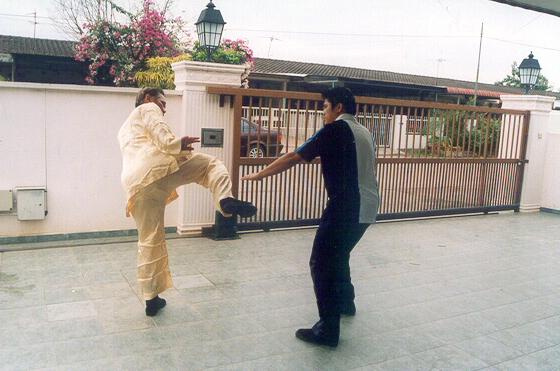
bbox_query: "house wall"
[0,82,183,238]
[13,55,89,85]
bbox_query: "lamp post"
[195,0,226,62]
[519,52,541,94]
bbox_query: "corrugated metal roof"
[0,35,75,58]
[253,58,559,98]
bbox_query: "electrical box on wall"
[201,128,224,148]
[16,187,47,220]
[0,190,13,212]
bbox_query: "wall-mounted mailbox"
[0,190,13,212]
[16,187,47,220]
[201,128,224,148]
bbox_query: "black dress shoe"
[340,302,356,316]
[145,296,166,316]
[295,328,338,347]
[295,318,339,347]
[219,197,257,218]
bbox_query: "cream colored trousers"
[131,153,233,300]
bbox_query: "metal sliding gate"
[208,87,529,230]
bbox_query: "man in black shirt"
[242,87,379,347]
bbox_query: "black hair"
[135,87,165,107]
[321,87,356,115]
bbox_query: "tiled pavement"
[1,212,560,370]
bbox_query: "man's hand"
[241,173,263,181]
[181,136,200,151]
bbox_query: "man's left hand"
[181,136,200,151]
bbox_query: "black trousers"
[309,220,369,319]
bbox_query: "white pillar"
[500,95,555,212]
[541,111,560,211]
[171,61,246,235]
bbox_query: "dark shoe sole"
[221,198,257,218]
[295,328,338,347]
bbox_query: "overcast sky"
[1,0,559,90]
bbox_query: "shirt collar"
[335,113,357,123]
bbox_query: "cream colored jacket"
[118,102,187,216]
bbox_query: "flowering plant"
[75,0,187,86]
[190,38,254,66]
[190,38,254,87]
[135,54,191,89]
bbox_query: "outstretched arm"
[241,151,305,181]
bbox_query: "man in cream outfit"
[119,87,256,316]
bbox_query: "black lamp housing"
[519,52,541,93]
[195,1,226,60]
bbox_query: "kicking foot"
[219,197,257,218]
[145,295,166,317]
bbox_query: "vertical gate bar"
[309,161,314,219]
[418,108,426,158]
[313,100,319,135]
[398,162,407,212]
[434,162,441,209]
[466,111,473,157]
[487,162,495,206]
[443,160,450,209]
[381,105,387,157]
[425,161,433,211]
[285,99,291,153]
[294,100,301,149]
[513,114,523,160]
[417,161,425,211]
[232,94,242,198]
[411,107,418,157]
[449,109,457,159]
[482,113,490,158]
[413,162,420,211]
[304,100,310,143]
[487,113,495,158]
[280,169,286,221]
[256,97,264,158]
[465,162,472,207]
[267,98,273,157]
[499,163,506,206]
[505,114,514,159]
[461,110,468,157]
[458,162,465,208]
[429,107,436,157]
[390,161,398,214]
[514,112,530,207]
[505,113,514,159]
[397,106,404,158]
[389,106,397,158]
[315,163,321,218]
[380,163,389,214]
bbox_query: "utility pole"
[473,22,484,106]
[33,11,37,38]
[435,58,445,102]
[267,37,280,58]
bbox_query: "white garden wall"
[0,82,183,238]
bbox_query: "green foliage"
[0,74,6,81]
[495,61,552,91]
[135,54,191,89]
[423,106,501,157]
[190,39,253,65]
